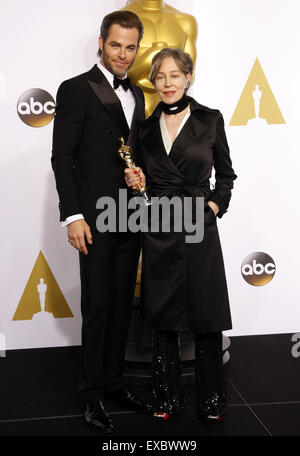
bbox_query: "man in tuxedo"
[51,10,150,433]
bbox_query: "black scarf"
[161,93,189,115]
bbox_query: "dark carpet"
[0,333,299,450]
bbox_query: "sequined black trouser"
[152,330,226,416]
[152,330,186,415]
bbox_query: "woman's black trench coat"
[139,97,237,333]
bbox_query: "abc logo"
[17,88,55,127]
[241,252,276,286]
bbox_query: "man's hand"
[124,167,146,189]
[67,219,92,255]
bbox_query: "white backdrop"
[1,0,299,350]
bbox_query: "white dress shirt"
[61,62,136,227]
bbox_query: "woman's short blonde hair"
[149,48,194,85]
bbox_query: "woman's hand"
[124,167,146,189]
[207,201,219,216]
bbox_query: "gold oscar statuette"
[118,137,151,206]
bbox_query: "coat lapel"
[168,113,208,163]
[87,65,129,139]
[143,117,185,180]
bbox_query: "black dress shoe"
[104,389,152,412]
[84,400,115,433]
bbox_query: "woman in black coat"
[125,48,237,426]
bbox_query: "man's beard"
[101,49,135,78]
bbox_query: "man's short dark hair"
[97,10,144,57]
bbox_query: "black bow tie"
[113,76,131,91]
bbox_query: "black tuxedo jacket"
[51,64,145,227]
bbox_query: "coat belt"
[151,184,210,198]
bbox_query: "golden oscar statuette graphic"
[118,137,151,206]
[230,58,285,126]
[123,0,198,117]
[13,251,73,320]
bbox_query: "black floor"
[0,333,299,445]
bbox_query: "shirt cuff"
[61,214,84,227]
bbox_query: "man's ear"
[99,36,104,52]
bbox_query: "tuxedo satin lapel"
[127,85,144,147]
[168,114,208,163]
[88,70,129,138]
